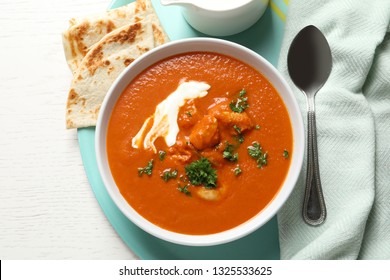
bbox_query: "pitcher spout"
[160,0,198,9]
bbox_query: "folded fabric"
[277,0,390,259]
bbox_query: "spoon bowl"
[287,25,332,226]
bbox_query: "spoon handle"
[303,108,327,226]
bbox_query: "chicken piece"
[196,184,227,201]
[197,188,221,201]
[167,137,195,165]
[200,148,225,166]
[208,102,253,132]
[189,115,220,150]
[177,99,201,129]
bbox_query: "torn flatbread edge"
[65,18,157,129]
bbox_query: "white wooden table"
[0,0,137,259]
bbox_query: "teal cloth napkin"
[277,0,390,259]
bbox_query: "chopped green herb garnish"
[230,97,249,113]
[233,166,242,176]
[230,89,249,113]
[233,125,245,144]
[247,142,268,168]
[236,135,244,143]
[161,169,178,182]
[247,142,262,158]
[239,89,247,97]
[138,159,154,176]
[158,150,166,161]
[255,124,261,130]
[223,142,238,162]
[185,111,192,117]
[283,149,289,159]
[177,184,191,196]
[185,158,217,189]
[233,125,242,134]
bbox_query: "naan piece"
[62,0,160,74]
[66,18,155,129]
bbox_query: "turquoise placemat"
[78,0,288,259]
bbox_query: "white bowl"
[161,0,269,36]
[96,38,304,246]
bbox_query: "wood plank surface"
[0,0,137,259]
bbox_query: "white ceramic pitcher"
[161,0,269,36]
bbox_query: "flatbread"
[62,0,159,74]
[64,0,170,129]
[65,17,156,129]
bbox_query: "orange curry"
[107,52,293,235]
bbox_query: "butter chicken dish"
[96,38,304,246]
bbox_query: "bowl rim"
[95,37,304,246]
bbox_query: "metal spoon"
[287,25,332,226]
